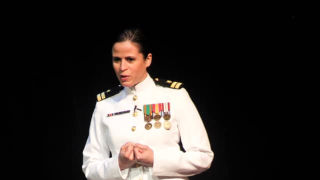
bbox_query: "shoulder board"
[154,78,184,89]
[96,85,123,102]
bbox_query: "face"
[112,41,152,87]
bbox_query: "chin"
[121,82,134,88]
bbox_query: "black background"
[5,3,310,180]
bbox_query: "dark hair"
[113,28,151,58]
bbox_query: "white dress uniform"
[82,74,214,180]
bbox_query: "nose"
[119,59,128,71]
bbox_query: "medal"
[154,121,161,129]
[163,113,171,120]
[143,105,149,122]
[163,102,171,120]
[153,103,161,120]
[144,115,151,122]
[150,104,154,120]
[160,103,164,117]
[144,105,152,122]
[145,122,152,130]
[164,121,171,130]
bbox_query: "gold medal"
[145,122,152,130]
[164,121,171,130]
[154,121,161,129]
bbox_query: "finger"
[127,144,137,157]
[128,148,135,161]
[127,144,134,155]
[123,145,129,153]
[133,146,141,160]
[121,143,129,152]
[123,142,134,148]
[135,143,148,150]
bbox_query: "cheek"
[134,62,147,72]
[113,63,119,72]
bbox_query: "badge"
[107,110,130,117]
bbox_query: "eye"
[112,57,121,62]
[125,57,135,62]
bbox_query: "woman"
[82,28,214,180]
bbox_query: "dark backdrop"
[15,4,305,180]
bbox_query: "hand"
[118,142,136,170]
[133,143,154,167]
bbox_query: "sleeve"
[82,104,129,180]
[152,88,214,177]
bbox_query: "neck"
[131,73,148,89]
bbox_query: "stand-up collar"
[124,74,156,95]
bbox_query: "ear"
[145,53,152,68]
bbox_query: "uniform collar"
[124,74,156,95]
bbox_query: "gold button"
[133,112,138,117]
[131,126,136,132]
[133,95,137,101]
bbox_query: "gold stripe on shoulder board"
[101,92,106,99]
[175,82,183,89]
[170,82,177,88]
[97,94,102,101]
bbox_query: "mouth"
[120,75,129,82]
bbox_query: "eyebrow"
[112,55,136,58]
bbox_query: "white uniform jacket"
[82,74,214,180]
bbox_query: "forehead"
[112,41,141,55]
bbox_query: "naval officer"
[82,28,214,180]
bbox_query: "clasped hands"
[118,142,154,170]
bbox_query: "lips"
[120,75,129,81]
